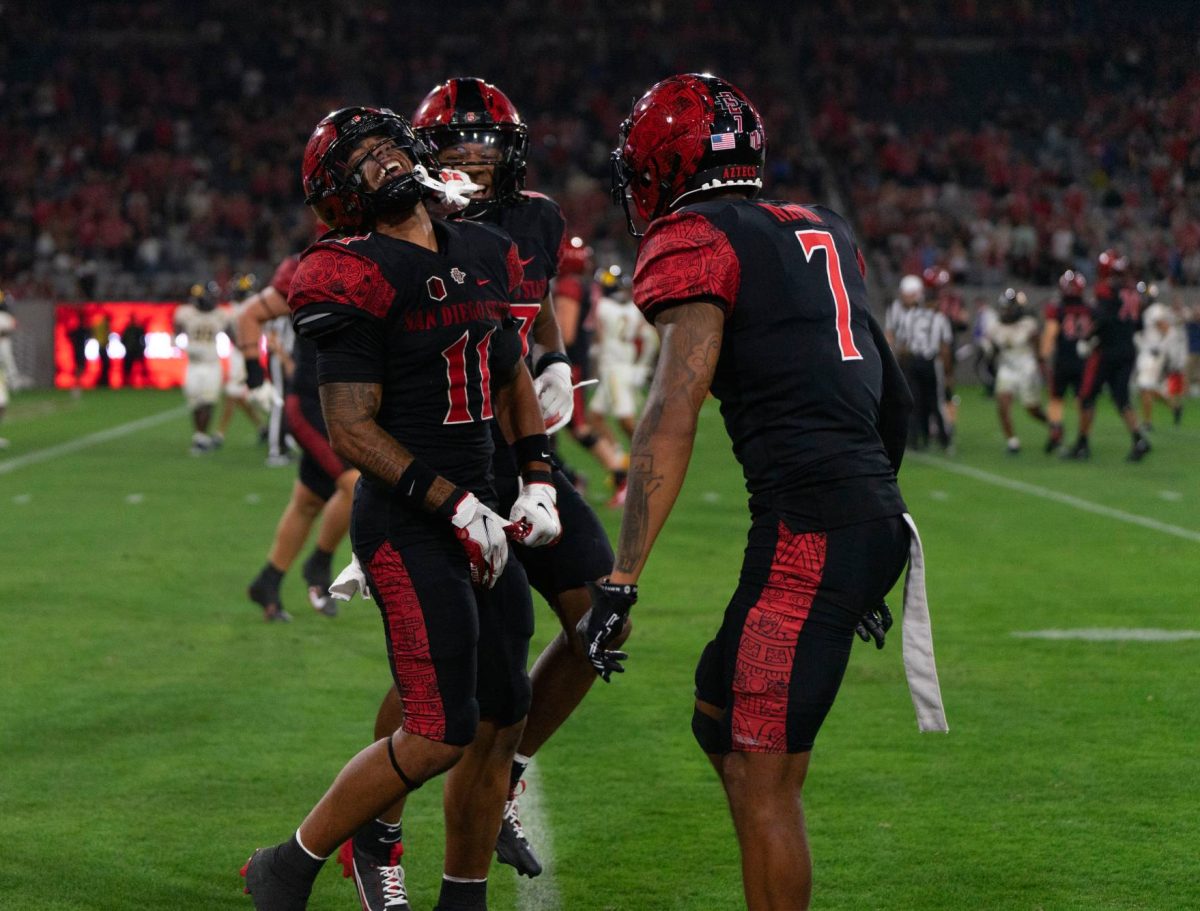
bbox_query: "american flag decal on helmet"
[710,132,737,151]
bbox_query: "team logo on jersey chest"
[450,267,466,284]
[427,276,448,301]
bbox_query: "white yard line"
[515,761,562,911]
[0,406,188,476]
[909,453,1200,544]
[1012,629,1200,642]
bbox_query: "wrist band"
[245,357,265,389]
[534,351,571,377]
[513,433,551,467]
[523,469,553,486]
[395,460,441,511]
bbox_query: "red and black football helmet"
[611,73,766,236]
[302,106,436,230]
[412,77,529,219]
[1058,270,1086,299]
[1096,248,1128,280]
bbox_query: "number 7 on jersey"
[795,229,863,362]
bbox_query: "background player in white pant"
[0,291,15,449]
[174,282,232,455]
[984,288,1047,453]
[214,273,267,448]
[1135,286,1184,429]
[586,264,657,506]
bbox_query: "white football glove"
[448,492,511,588]
[508,480,561,548]
[247,380,282,413]
[534,362,574,434]
[329,553,372,602]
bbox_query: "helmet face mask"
[611,73,766,237]
[302,107,436,230]
[412,78,529,219]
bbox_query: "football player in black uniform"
[1040,270,1095,454]
[335,78,620,884]
[584,75,947,911]
[241,107,561,911]
[238,255,359,620]
[1067,249,1151,461]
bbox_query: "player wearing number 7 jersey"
[586,74,947,911]
[242,106,560,911]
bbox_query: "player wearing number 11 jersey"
[582,73,947,911]
[242,106,560,911]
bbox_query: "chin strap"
[412,165,484,211]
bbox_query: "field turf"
[1,387,1197,910]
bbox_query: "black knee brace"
[691,706,730,755]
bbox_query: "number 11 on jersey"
[795,230,863,362]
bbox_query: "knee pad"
[692,705,731,755]
[478,673,531,729]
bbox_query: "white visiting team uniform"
[589,294,656,419]
[986,314,1041,406]
[175,304,228,408]
[0,310,15,409]
[1135,303,1182,391]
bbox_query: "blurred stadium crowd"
[3,1,1196,304]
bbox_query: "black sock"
[1132,430,1143,444]
[1077,434,1089,446]
[613,469,628,486]
[436,877,487,910]
[273,833,326,886]
[259,563,285,587]
[509,756,529,791]
[353,817,404,864]
[304,547,333,576]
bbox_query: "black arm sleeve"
[313,316,387,387]
[869,311,912,475]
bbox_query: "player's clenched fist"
[447,491,510,588]
[508,481,561,547]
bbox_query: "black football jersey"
[288,218,525,501]
[485,192,568,477]
[1092,281,1141,360]
[1043,297,1095,364]
[633,199,906,529]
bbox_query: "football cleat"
[1006,436,1021,455]
[606,480,628,509]
[1125,437,1151,463]
[338,837,411,910]
[248,574,293,623]
[1061,439,1091,461]
[495,781,542,878]
[301,553,337,618]
[241,845,312,910]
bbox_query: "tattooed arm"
[609,301,724,584]
[319,382,458,513]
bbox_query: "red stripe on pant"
[368,542,447,742]
[731,523,827,753]
[284,394,346,480]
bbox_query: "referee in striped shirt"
[895,293,954,450]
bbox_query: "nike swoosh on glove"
[329,553,372,602]
[534,362,574,434]
[577,580,637,682]
[448,491,510,588]
[508,481,562,547]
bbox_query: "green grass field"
[1,386,1197,910]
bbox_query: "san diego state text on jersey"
[287,218,524,496]
[633,199,905,529]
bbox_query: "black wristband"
[513,433,551,467]
[534,351,571,377]
[523,469,553,485]
[395,460,441,512]
[597,579,638,604]
[245,356,265,389]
